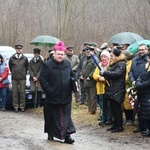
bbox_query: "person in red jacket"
[0,54,9,111]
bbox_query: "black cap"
[33,48,41,54]
[15,44,23,49]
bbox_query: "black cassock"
[44,102,76,140]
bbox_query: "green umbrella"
[29,35,60,47]
[127,40,150,55]
[108,32,144,45]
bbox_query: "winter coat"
[135,63,150,120]
[129,54,148,82]
[93,62,109,95]
[81,55,98,88]
[0,63,9,88]
[29,56,43,91]
[103,53,126,104]
[40,59,75,104]
[9,54,28,80]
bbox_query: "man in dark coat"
[29,48,43,107]
[40,41,76,144]
[129,43,148,133]
[135,52,150,137]
[9,44,28,112]
[101,48,126,133]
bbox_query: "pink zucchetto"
[53,41,66,51]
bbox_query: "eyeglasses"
[138,49,145,51]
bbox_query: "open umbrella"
[29,35,60,47]
[108,32,144,45]
[127,40,150,55]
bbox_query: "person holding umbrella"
[93,50,111,125]
[40,41,76,144]
[29,48,43,108]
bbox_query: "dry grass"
[71,101,100,127]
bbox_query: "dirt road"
[0,108,149,150]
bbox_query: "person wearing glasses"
[129,43,149,133]
[135,51,150,137]
[9,45,28,112]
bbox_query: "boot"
[107,125,116,131]
[111,127,124,133]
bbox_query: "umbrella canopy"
[108,32,144,45]
[127,40,150,55]
[29,35,60,47]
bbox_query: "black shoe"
[107,125,116,131]
[64,136,75,144]
[142,129,150,136]
[133,128,141,133]
[111,127,124,133]
[48,134,53,140]
[105,121,112,125]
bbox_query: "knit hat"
[100,50,110,59]
[53,41,66,51]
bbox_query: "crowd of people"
[0,40,150,145]
[58,41,150,137]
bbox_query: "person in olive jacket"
[40,41,76,144]
[9,44,28,112]
[81,45,99,114]
[100,48,126,133]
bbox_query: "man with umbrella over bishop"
[40,41,76,144]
